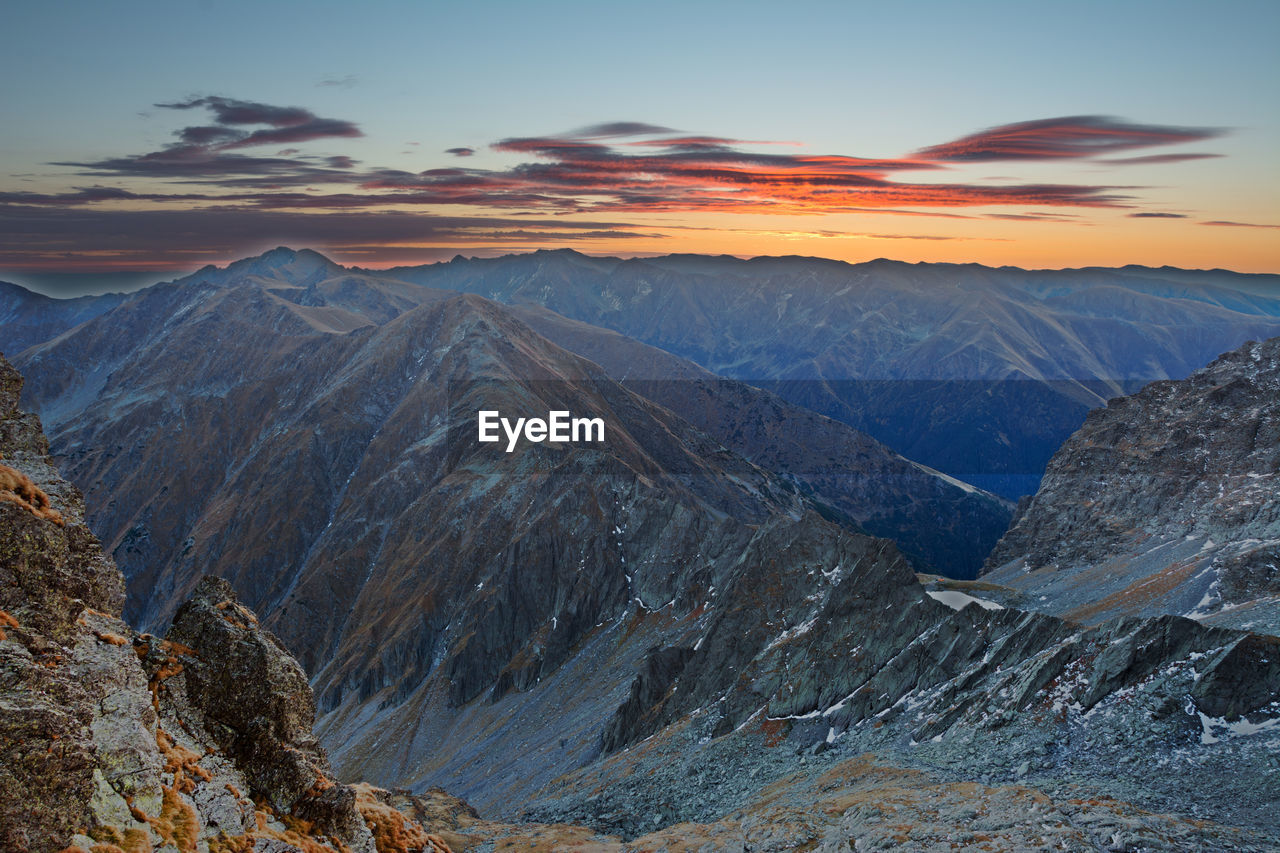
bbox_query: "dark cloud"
[916,116,1224,162]
[178,125,243,145]
[445,147,475,156]
[158,96,313,127]
[317,74,358,88]
[56,151,355,183]
[16,107,1237,270]
[1128,212,1187,219]
[568,121,676,138]
[984,212,1081,221]
[218,118,362,149]
[1200,220,1280,229]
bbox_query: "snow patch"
[927,589,1004,611]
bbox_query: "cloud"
[456,128,1124,213]
[1128,212,1187,219]
[17,106,1243,269]
[916,116,1224,162]
[1100,153,1222,165]
[58,97,364,181]
[317,74,359,88]
[1200,220,1280,229]
[158,96,315,128]
[567,122,676,138]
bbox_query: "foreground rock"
[0,352,449,852]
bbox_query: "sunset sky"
[2,0,1277,291]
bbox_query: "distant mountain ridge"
[382,248,1280,496]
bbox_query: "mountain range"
[2,247,1279,848]
[383,249,1280,498]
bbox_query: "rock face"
[985,336,1280,635]
[0,353,449,853]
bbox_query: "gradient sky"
[2,0,1278,290]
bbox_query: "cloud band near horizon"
[0,99,1247,271]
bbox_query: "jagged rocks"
[984,337,1280,634]
[154,576,375,848]
[0,353,450,852]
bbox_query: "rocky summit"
[985,336,1280,635]
[0,353,452,852]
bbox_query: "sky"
[2,0,1278,292]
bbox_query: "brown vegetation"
[0,463,64,525]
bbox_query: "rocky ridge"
[985,336,1280,635]
[0,353,450,852]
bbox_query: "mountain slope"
[507,302,1011,578]
[984,336,1280,635]
[14,251,873,807]
[0,280,128,356]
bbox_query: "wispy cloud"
[1128,212,1187,219]
[568,121,676,138]
[56,97,363,182]
[1201,219,1280,229]
[1100,153,1221,166]
[0,205,663,269]
[445,147,475,157]
[915,116,1223,162]
[317,74,359,88]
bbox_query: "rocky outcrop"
[985,337,1280,634]
[0,353,449,853]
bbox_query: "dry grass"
[0,463,64,526]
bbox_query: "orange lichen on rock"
[207,834,255,853]
[0,463,64,525]
[94,630,130,646]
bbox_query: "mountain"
[383,249,1280,498]
[505,302,1011,578]
[984,336,1280,635]
[11,249,871,808]
[0,280,128,356]
[6,247,1011,581]
[0,353,452,853]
